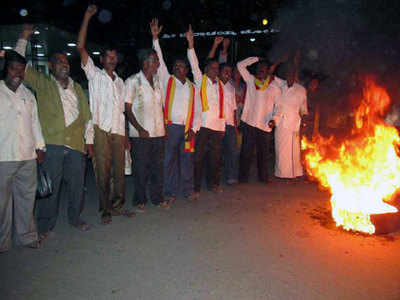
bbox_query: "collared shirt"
[153,39,201,132]
[15,38,93,147]
[54,76,94,144]
[82,56,126,136]
[0,81,45,161]
[187,48,226,132]
[223,81,237,126]
[125,71,165,138]
[54,76,79,127]
[237,57,281,132]
[274,82,308,131]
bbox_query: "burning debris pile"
[302,76,400,234]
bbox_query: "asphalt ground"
[1,164,400,300]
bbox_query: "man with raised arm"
[124,46,170,212]
[151,19,200,203]
[0,50,45,252]
[77,5,134,225]
[207,36,230,64]
[208,37,239,185]
[15,25,93,238]
[237,56,282,184]
[186,25,226,196]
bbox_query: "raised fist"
[86,4,98,17]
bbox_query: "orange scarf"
[164,76,196,152]
[200,74,224,118]
[254,75,274,91]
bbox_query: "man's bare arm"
[219,38,230,63]
[77,5,97,66]
[125,103,149,138]
[207,36,223,59]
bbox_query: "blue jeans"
[164,124,194,197]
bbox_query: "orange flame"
[302,76,400,234]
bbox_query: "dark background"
[1,0,400,110]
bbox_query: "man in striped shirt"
[77,5,134,225]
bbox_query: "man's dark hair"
[203,57,218,68]
[5,50,26,66]
[275,61,295,80]
[219,62,233,72]
[255,59,270,71]
[171,57,188,70]
[2,50,26,78]
[49,52,68,65]
[137,48,156,68]
[100,46,118,58]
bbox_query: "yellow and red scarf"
[254,75,274,91]
[164,76,196,152]
[200,74,224,118]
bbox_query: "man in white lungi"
[271,63,307,178]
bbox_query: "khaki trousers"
[0,160,38,250]
[93,126,125,216]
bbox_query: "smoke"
[269,0,399,83]
[267,0,400,129]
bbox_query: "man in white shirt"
[219,63,238,185]
[207,38,239,185]
[237,57,282,183]
[186,25,226,196]
[125,48,170,212]
[77,5,134,225]
[16,25,94,238]
[151,19,201,202]
[270,63,308,178]
[0,50,45,252]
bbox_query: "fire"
[302,76,400,234]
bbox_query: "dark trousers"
[239,122,272,183]
[93,126,125,216]
[131,137,164,205]
[36,145,86,234]
[194,127,223,192]
[164,124,194,198]
[223,125,239,182]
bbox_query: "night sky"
[1,0,399,83]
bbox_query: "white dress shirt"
[153,39,201,132]
[237,57,281,132]
[54,77,94,144]
[274,82,308,131]
[125,71,165,138]
[223,81,237,126]
[187,48,226,132]
[0,81,45,161]
[82,56,126,136]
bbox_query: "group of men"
[0,5,308,253]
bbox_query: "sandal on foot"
[39,233,48,240]
[136,204,146,213]
[25,240,41,249]
[0,246,9,253]
[72,221,91,231]
[101,214,112,225]
[111,207,136,217]
[158,201,170,210]
[165,196,176,204]
[185,192,199,201]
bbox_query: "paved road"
[1,166,400,300]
